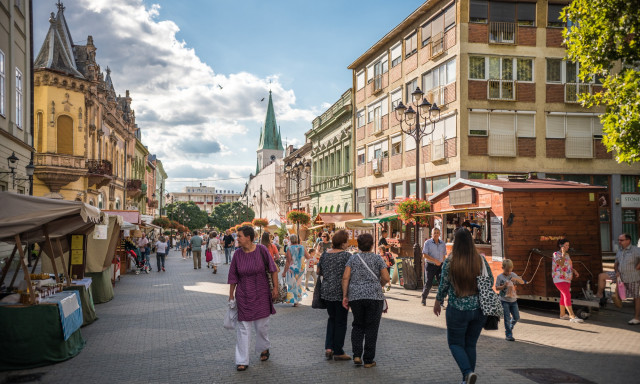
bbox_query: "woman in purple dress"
[228,225,279,371]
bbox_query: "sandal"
[260,349,270,361]
[325,350,333,360]
[236,365,248,371]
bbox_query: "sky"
[33,0,426,193]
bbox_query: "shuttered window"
[356,71,365,90]
[405,33,417,57]
[444,114,457,139]
[405,133,416,151]
[421,22,432,46]
[391,43,402,67]
[444,4,456,30]
[488,114,516,156]
[469,112,488,136]
[516,114,535,137]
[546,115,565,138]
[593,116,604,136]
[566,116,593,158]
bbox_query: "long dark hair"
[449,228,482,297]
[260,232,271,247]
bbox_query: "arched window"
[344,203,349,212]
[336,205,341,213]
[312,207,317,216]
[89,199,95,206]
[330,205,334,213]
[56,115,73,155]
[98,194,103,209]
[36,112,44,152]
[115,197,121,209]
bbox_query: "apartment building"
[349,0,640,252]
[170,185,242,215]
[307,89,353,216]
[283,143,312,214]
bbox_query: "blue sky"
[33,0,425,192]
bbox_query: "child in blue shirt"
[495,259,524,341]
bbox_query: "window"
[421,21,432,47]
[408,181,416,197]
[469,112,488,136]
[367,140,389,161]
[57,115,73,155]
[469,56,485,80]
[391,43,402,67]
[36,112,44,152]
[546,59,593,83]
[357,109,365,128]
[470,0,488,23]
[391,135,402,155]
[444,4,456,30]
[405,33,417,57]
[545,114,602,158]
[422,58,456,104]
[367,97,388,129]
[424,114,457,145]
[423,4,454,48]
[405,78,417,102]
[15,68,23,128]
[470,111,534,139]
[516,58,533,81]
[356,71,365,90]
[469,56,534,82]
[391,89,402,110]
[548,4,566,27]
[393,182,404,199]
[0,50,4,116]
[517,3,536,26]
[405,133,416,151]
[357,148,366,165]
[546,59,562,82]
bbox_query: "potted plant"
[252,218,269,228]
[396,198,431,227]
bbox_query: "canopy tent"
[313,213,364,226]
[362,212,398,224]
[121,221,137,230]
[413,206,492,217]
[265,218,282,233]
[101,210,140,225]
[335,218,375,230]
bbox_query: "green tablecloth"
[0,304,85,371]
[85,269,114,304]
[63,285,98,326]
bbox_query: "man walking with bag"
[421,228,447,306]
[190,230,203,269]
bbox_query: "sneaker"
[421,300,426,306]
[559,315,570,320]
[628,318,640,325]
[466,372,478,384]
[505,336,515,341]
[570,317,584,323]
[162,267,165,272]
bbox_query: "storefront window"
[622,209,639,245]
[408,181,416,197]
[621,175,639,193]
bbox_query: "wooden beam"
[15,236,35,305]
[30,245,43,274]
[43,226,61,284]
[0,245,17,287]
[55,238,71,287]
[8,243,29,289]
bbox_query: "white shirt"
[155,241,167,254]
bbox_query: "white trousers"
[235,317,270,365]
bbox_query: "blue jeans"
[445,306,486,381]
[501,301,520,338]
[224,247,233,263]
[156,253,166,271]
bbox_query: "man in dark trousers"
[378,229,389,252]
[223,229,235,265]
[421,227,447,306]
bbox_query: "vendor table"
[0,291,85,371]
[63,277,98,326]
[85,269,114,304]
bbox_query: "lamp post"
[285,155,311,235]
[0,152,35,190]
[394,87,440,290]
[253,184,269,236]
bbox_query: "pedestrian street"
[1,248,639,384]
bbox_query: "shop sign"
[449,188,476,205]
[490,216,503,262]
[621,194,640,208]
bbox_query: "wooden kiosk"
[418,177,605,306]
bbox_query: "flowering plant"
[252,218,269,227]
[240,221,254,228]
[287,210,310,225]
[396,198,431,226]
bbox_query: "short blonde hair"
[502,259,513,269]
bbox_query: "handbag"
[260,245,275,292]
[312,276,327,309]
[205,249,213,262]
[357,254,388,314]
[476,258,503,330]
[224,300,238,330]
[261,245,287,303]
[617,277,627,301]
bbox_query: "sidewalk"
[1,248,639,384]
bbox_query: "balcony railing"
[372,158,383,175]
[431,33,445,58]
[148,199,159,208]
[87,159,113,175]
[564,83,592,103]
[126,179,144,198]
[566,137,594,158]
[426,86,445,106]
[488,133,517,157]
[373,74,383,93]
[488,79,516,101]
[489,22,517,44]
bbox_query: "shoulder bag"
[312,253,327,309]
[477,258,503,330]
[260,245,287,303]
[357,253,388,313]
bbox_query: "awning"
[313,213,364,225]
[307,224,325,230]
[121,221,137,230]
[336,219,374,230]
[362,212,398,224]
[413,206,492,217]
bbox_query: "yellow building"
[32,2,137,209]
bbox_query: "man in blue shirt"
[421,227,447,306]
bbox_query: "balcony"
[426,86,445,106]
[87,159,113,189]
[489,22,517,44]
[564,83,592,103]
[431,33,445,59]
[34,153,87,193]
[373,74,383,94]
[126,179,144,198]
[488,79,516,101]
[372,158,383,176]
[488,134,517,157]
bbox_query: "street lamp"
[285,155,311,235]
[394,87,440,290]
[253,184,269,236]
[0,152,35,190]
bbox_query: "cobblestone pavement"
[2,248,640,384]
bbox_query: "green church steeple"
[258,91,284,151]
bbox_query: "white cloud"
[35,0,317,191]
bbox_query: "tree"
[562,0,640,163]
[165,201,208,230]
[208,202,255,231]
[152,217,171,228]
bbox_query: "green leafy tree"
[208,202,255,231]
[165,201,208,231]
[562,0,640,163]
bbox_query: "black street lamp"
[394,86,440,290]
[285,155,311,235]
[0,152,35,190]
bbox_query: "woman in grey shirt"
[342,233,390,368]
[317,230,352,361]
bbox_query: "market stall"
[419,177,604,311]
[0,192,101,369]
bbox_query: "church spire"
[257,91,284,151]
[34,2,84,79]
